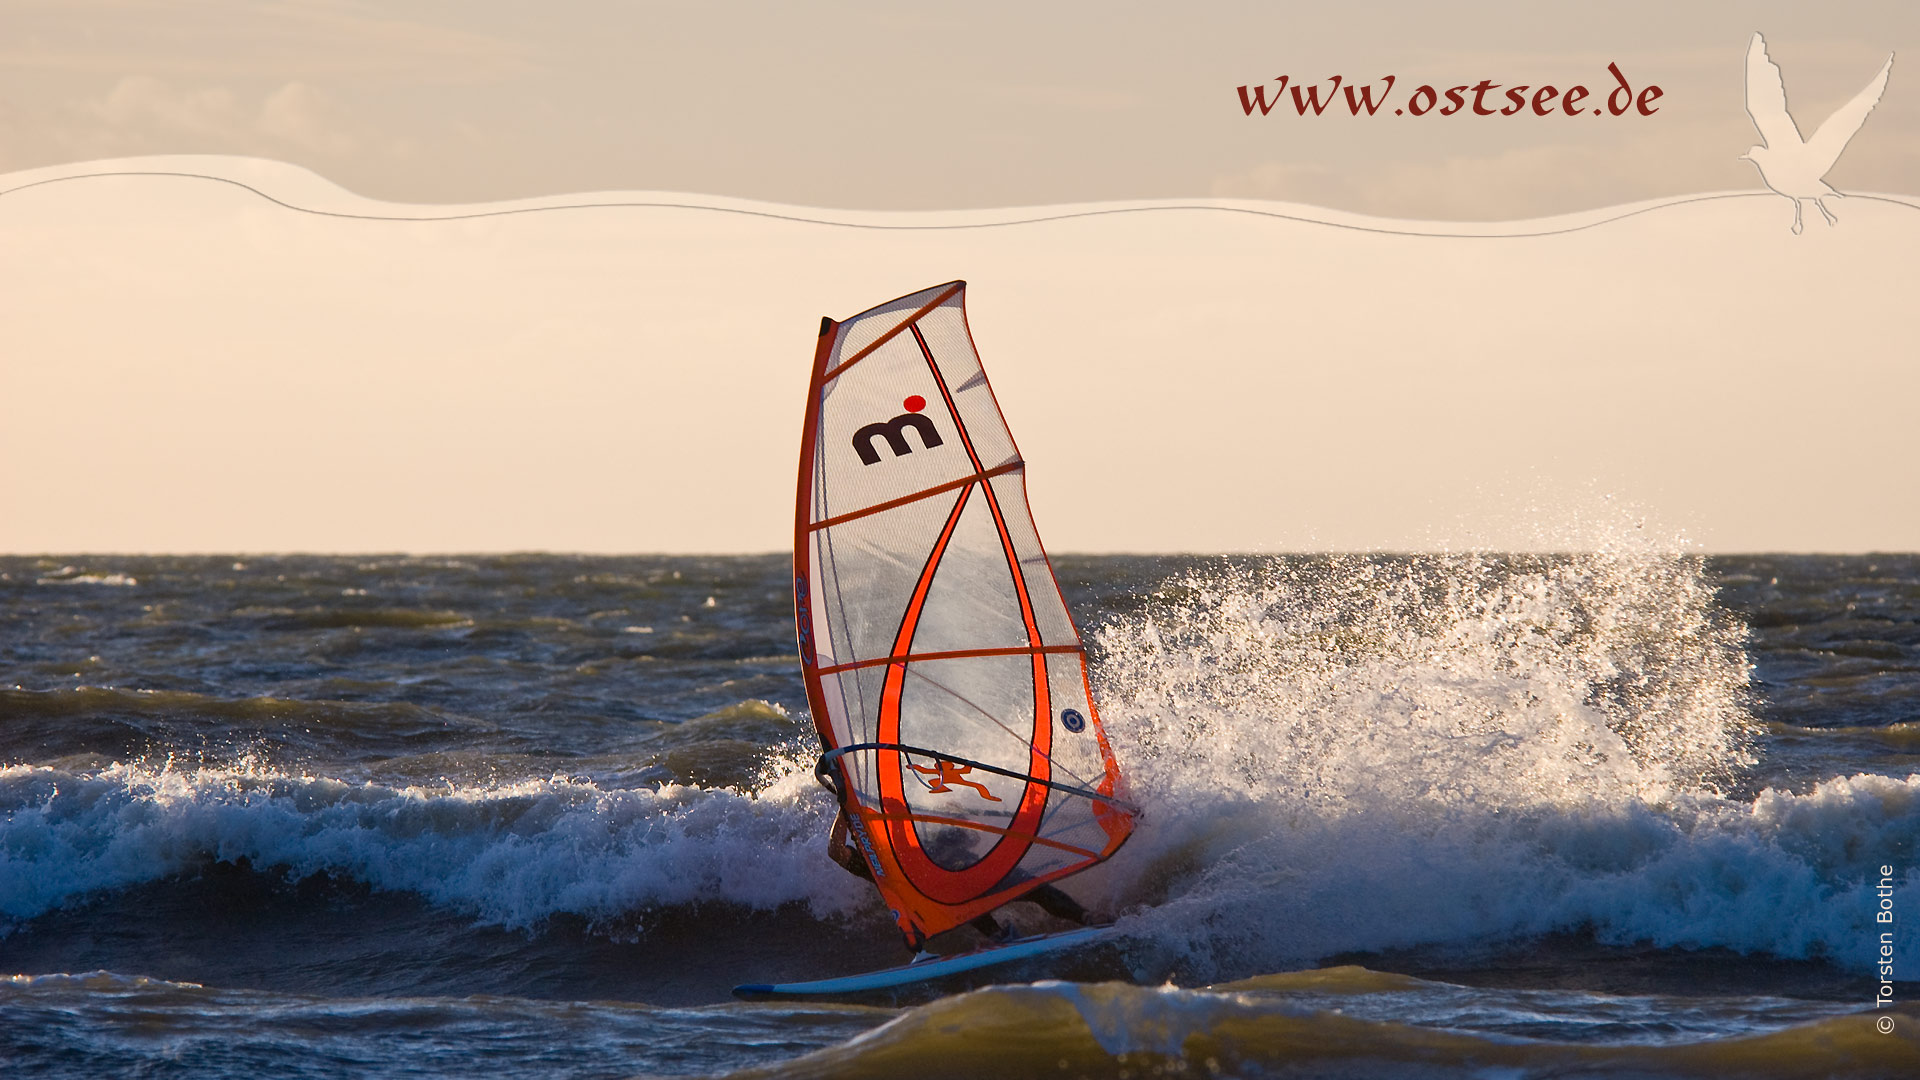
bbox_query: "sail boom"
[817,741,1140,812]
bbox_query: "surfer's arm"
[826,809,875,882]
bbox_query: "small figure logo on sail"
[910,758,1002,802]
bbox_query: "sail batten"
[795,281,1135,946]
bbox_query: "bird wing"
[1745,32,1804,149]
[1806,52,1894,173]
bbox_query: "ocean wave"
[0,754,868,934]
[1069,547,1916,977]
[3,969,204,991]
[2,547,1912,982]
[32,568,138,587]
[2,753,1913,978]
[723,979,1917,1079]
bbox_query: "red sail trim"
[820,282,964,383]
[807,459,1024,532]
[951,300,1137,854]
[873,481,990,905]
[866,322,1053,909]
[817,644,1081,677]
[793,315,838,751]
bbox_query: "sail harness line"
[816,742,1138,815]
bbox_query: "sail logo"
[853,395,943,465]
[910,758,1002,802]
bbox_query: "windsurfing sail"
[794,280,1135,948]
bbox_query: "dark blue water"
[2,552,1916,1077]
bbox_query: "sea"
[1,547,1915,1078]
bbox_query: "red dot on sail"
[903,395,927,412]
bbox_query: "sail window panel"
[898,654,1040,784]
[906,485,1031,655]
[824,663,893,798]
[810,490,962,665]
[811,674,854,756]
[915,309,1021,473]
[815,336,972,520]
[986,472,1079,647]
[897,656,1031,872]
[911,815,1001,873]
[804,555,835,670]
[1042,653,1108,786]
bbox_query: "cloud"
[55,75,358,159]
[258,82,357,155]
[0,0,532,82]
[86,75,243,137]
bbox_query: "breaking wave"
[2,541,1914,984]
[0,753,865,934]
[1077,544,1916,977]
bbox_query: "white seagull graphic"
[1741,32,1894,234]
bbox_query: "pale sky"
[2,1,1915,217]
[2,2,1916,554]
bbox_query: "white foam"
[34,568,138,586]
[1070,541,1916,977]
[0,750,867,934]
[1,536,1912,978]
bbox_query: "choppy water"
[2,549,1916,1078]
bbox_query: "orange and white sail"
[794,281,1135,947]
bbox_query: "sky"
[2,2,1916,553]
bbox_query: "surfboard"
[732,925,1117,997]
[785,281,1137,955]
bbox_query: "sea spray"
[1073,545,1917,979]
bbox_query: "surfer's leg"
[1024,884,1091,925]
[970,912,1005,938]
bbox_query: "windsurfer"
[827,808,1094,942]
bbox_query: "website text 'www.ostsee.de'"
[1237,63,1662,118]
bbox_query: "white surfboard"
[732,925,1117,997]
